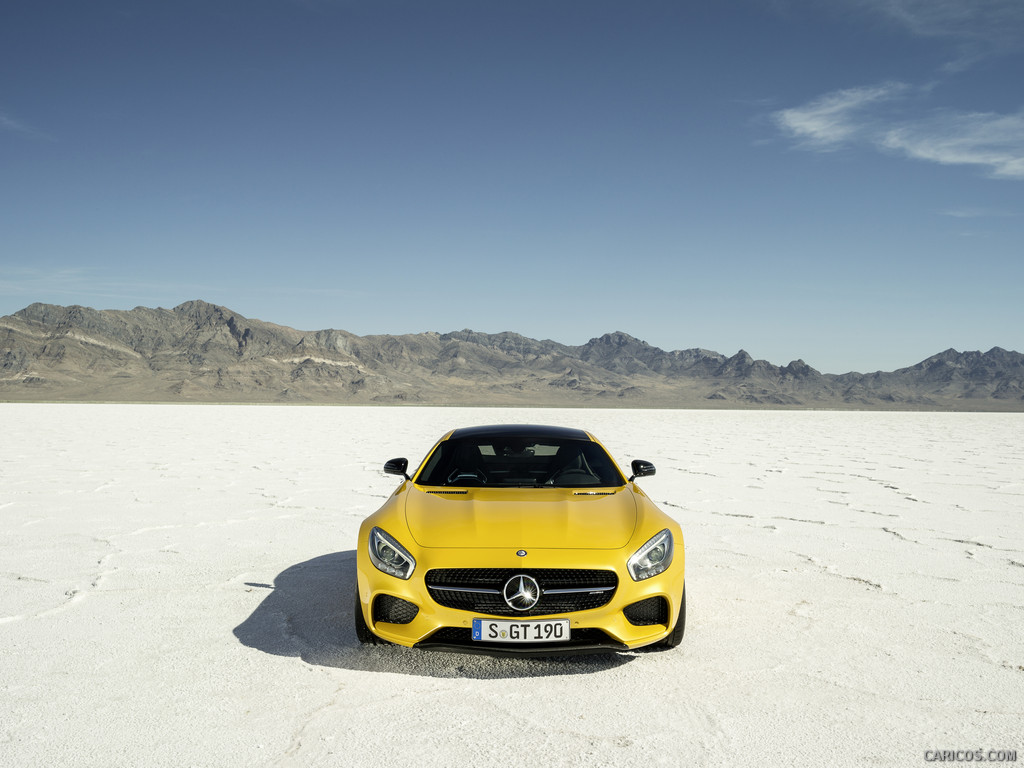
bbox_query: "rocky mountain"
[2,301,1022,409]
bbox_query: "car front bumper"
[356,544,685,655]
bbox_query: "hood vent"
[574,491,616,496]
[427,490,468,495]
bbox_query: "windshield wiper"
[486,482,550,488]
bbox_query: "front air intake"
[623,596,669,626]
[373,594,419,624]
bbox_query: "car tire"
[354,586,383,645]
[659,586,686,649]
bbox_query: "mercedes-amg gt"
[354,424,685,655]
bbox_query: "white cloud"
[797,1,1024,71]
[0,267,212,311]
[773,84,1024,180]
[940,207,1016,218]
[1,110,54,141]
[773,82,909,149]
[880,109,1024,179]
[856,0,1024,50]
[1,113,32,134]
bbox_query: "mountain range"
[2,301,1022,410]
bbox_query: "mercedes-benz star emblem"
[503,574,541,611]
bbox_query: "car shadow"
[233,551,638,679]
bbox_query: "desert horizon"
[4,301,1023,411]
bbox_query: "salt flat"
[1,404,1022,767]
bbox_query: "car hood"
[404,487,638,549]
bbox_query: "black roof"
[448,424,592,441]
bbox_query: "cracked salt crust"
[0,405,1022,767]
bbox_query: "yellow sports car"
[355,424,685,655]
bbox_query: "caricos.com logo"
[925,751,1017,763]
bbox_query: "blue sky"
[2,0,1021,374]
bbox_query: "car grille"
[425,568,618,617]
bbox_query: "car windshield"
[414,436,626,488]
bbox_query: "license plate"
[472,618,570,643]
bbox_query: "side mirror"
[384,457,410,480]
[628,460,656,482]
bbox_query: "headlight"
[368,527,416,580]
[627,529,674,581]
